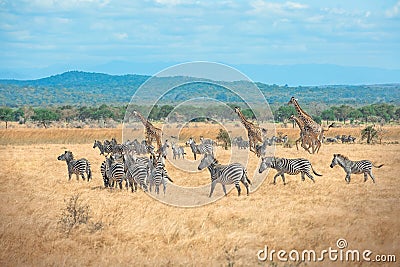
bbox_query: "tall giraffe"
[289,115,320,154]
[287,97,324,141]
[132,110,163,151]
[234,107,264,156]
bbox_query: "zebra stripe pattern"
[57,151,92,181]
[100,160,109,187]
[105,156,125,189]
[123,154,149,192]
[330,154,383,183]
[259,156,322,185]
[198,154,251,197]
[186,137,213,160]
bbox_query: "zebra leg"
[163,179,167,195]
[209,180,217,197]
[345,173,351,184]
[273,172,281,184]
[301,172,305,181]
[368,171,376,183]
[364,173,368,182]
[281,174,286,185]
[68,172,72,181]
[305,172,315,183]
[222,184,227,196]
[235,183,241,196]
[241,177,250,196]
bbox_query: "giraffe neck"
[292,100,312,121]
[237,110,252,129]
[136,112,153,128]
[292,117,304,129]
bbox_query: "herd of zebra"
[57,135,384,198]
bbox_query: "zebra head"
[197,154,217,170]
[57,151,74,162]
[330,154,340,168]
[186,137,194,146]
[258,156,275,173]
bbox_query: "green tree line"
[1,103,400,128]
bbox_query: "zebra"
[103,140,114,155]
[123,154,149,192]
[158,140,169,159]
[258,156,322,185]
[93,140,105,155]
[330,154,383,183]
[200,136,215,145]
[100,160,109,187]
[149,155,173,195]
[186,137,213,160]
[172,143,186,159]
[105,154,125,189]
[198,154,251,197]
[57,151,92,181]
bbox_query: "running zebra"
[330,154,383,183]
[57,151,92,181]
[105,155,125,189]
[258,156,322,185]
[186,137,213,160]
[198,154,251,197]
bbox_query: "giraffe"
[234,107,264,157]
[132,110,163,151]
[289,115,320,154]
[288,97,333,153]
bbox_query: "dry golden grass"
[0,126,399,266]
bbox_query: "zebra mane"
[336,154,349,160]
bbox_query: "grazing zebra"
[198,154,251,197]
[105,155,125,189]
[258,156,322,185]
[186,137,213,160]
[57,151,92,181]
[93,140,105,155]
[200,136,215,145]
[330,154,383,183]
[172,143,186,159]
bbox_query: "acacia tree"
[361,125,378,144]
[0,107,14,129]
[32,108,60,128]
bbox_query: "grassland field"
[0,123,399,266]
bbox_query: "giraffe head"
[289,115,296,120]
[234,106,240,114]
[287,96,297,106]
[132,110,139,116]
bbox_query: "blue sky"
[0,0,399,83]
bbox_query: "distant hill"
[0,71,399,107]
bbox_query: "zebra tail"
[373,164,384,168]
[312,167,323,176]
[244,171,252,185]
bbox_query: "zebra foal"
[330,154,383,183]
[198,154,251,197]
[258,156,322,185]
[57,151,92,181]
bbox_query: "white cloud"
[386,0,400,18]
[250,0,308,14]
[114,32,128,40]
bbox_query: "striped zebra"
[158,140,169,159]
[198,154,251,197]
[186,137,213,160]
[100,160,109,187]
[258,156,322,185]
[330,154,383,183]
[172,143,186,159]
[105,155,125,189]
[103,140,114,155]
[148,154,174,194]
[57,151,92,181]
[123,154,149,192]
[93,140,105,155]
